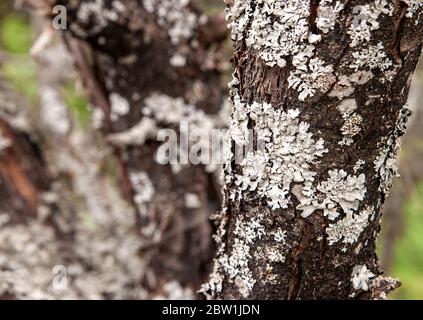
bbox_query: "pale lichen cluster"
[326,206,373,250]
[0,131,11,152]
[143,93,226,173]
[200,213,266,298]
[142,0,199,45]
[227,0,335,101]
[374,106,412,194]
[348,0,393,47]
[229,92,328,210]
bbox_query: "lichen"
[230,93,328,210]
[347,0,393,47]
[142,0,198,45]
[0,131,11,152]
[349,42,396,83]
[374,106,412,194]
[351,265,375,291]
[339,113,363,146]
[107,118,158,146]
[40,86,71,136]
[326,206,373,250]
[184,192,201,209]
[297,169,367,220]
[316,0,345,34]
[129,171,155,217]
[109,92,130,122]
[227,0,335,100]
[199,213,266,299]
[143,93,225,173]
[288,52,335,101]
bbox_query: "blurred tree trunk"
[30,0,228,297]
[0,79,50,221]
[202,0,423,300]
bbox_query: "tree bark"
[33,0,228,297]
[0,79,50,221]
[201,0,423,300]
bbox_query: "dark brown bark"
[202,0,423,300]
[34,0,228,297]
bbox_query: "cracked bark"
[204,0,423,300]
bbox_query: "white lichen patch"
[350,42,393,72]
[329,71,374,99]
[227,0,310,68]
[107,118,158,146]
[153,281,194,300]
[351,265,375,291]
[227,0,334,100]
[337,98,357,116]
[230,94,328,210]
[374,106,411,194]
[72,0,124,37]
[184,193,201,209]
[316,0,345,34]
[339,113,363,146]
[273,228,287,243]
[170,53,187,67]
[142,0,198,45]
[0,131,11,152]
[288,52,335,101]
[326,206,373,250]
[297,169,366,220]
[200,214,266,298]
[348,0,393,47]
[349,42,397,83]
[129,171,155,217]
[110,93,130,122]
[143,93,225,173]
[402,0,423,22]
[40,86,71,136]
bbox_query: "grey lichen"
[316,0,345,34]
[200,214,265,298]
[143,93,226,173]
[230,92,328,210]
[347,0,393,47]
[0,131,11,152]
[351,265,375,292]
[297,169,367,220]
[142,0,199,45]
[326,206,373,251]
[374,106,412,195]
[109,92,130,122]
[227,0,335,101]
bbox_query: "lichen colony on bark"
[34,0,228,298]
[201,0,423,299]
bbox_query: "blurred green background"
[0,0,422,300]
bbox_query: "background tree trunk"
[201,0,423,300]
[30,0,229,297]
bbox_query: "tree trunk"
[201,0,423,300]
[33,0,228,297]
[0,79,50,221]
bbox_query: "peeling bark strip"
[202,0,423,299]
[42,0,228,297]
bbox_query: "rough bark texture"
[201,0,423,300]
[34,0,228,297]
